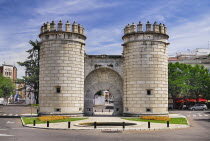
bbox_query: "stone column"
[39,20,86,115]
[122,21,169,116]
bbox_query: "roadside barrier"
[47,121,49,127]
[94,122,97,129]
[33,120,36,126]
[122,122,125,129]
[68,121,71,128]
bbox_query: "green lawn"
[122,118,188,125]
[22,117,88,125]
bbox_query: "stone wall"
[84,55,123,116]
[85,55,123,78]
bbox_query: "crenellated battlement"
[124,21,167,35]
[122,21,169,45]
[40,20,85,35]
[39,20,86,43]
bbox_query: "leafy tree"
[0,74,15,97]
[187,64,210,100]
[168,62,210,102]
[17,40,40,104]
[168,62,189,106]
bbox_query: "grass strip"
[122,117,188,125]
[22,117,87,125]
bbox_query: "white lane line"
[187,115,191,117]
[3,114,7,116]
[204,115,209,116]
[14,114,19,116]
[193,115,196,117]
[12,128,34,130]
[198,114,202,117]
[8,114,13,116]
[0,129,8,130]
[0,134,13,136]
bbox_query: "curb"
[20,117,190,131]
[185,116,191,127]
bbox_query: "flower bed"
[38,116,70,121]
[140,116,170,121]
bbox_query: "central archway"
[84,67,123,116]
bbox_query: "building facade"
[169,48,210,72]
[39,20,169,116]
[0,64,17,83]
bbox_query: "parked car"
[0,98,7,105]
[189,104,208,110]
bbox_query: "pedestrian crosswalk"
[185,114,209,118]
[0,114,20,117]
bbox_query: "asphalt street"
[0,105,209,141]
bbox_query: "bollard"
[109,110,110,112]
[47,121,49,127]
[33,120,36,126]
[167,121,169,127]
[68,121,71,128]
[102,110,103,112]
[95,110,96,112]
[94,122,97,129]
[122,122,125,129]
[148,122,150,128]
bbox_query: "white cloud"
[85,26,123,55]
[35,0,120,15]
[168,15,210,55]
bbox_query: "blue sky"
[0,0,210,78]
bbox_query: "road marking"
[198,114,202,117]
[204,115,209,116]
[8,114,13,116]
[0,134,13,136]
[14,114,19,116]
[12,128,34,130]
[193,115,196,117]
[7,121,14,124]
[0,129,8,130]
[187,115,190,117]
[3,114,7,116]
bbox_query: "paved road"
[0,106,209,141]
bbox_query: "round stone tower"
[39,20,86,115]
[122,21,169,116]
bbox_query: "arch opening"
[93,90,114,115]
[84,67,123,116]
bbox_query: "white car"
[189,104,208,110]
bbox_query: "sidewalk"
[21,114,190,130]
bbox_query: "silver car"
[189,104,208,110]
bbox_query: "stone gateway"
[38,20,169,116]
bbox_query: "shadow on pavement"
[193,119,210,122]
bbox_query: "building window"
[146,108,151,112]
[55,108,61,112]
[56,87,61,93]
[125,107,129,112]
[147,89,152,95]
